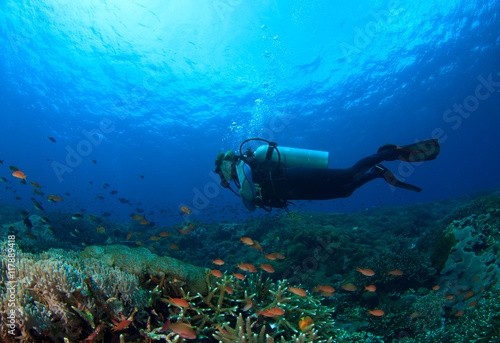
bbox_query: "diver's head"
[214,149,237,182]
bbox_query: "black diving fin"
[373,164,422,192]
[379,139,440,162]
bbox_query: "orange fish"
[364,285,376,292]
[178,226,193,235]
[168,297,190,308]
[29,182,41,188]
[258,307,285,317]
[46,195,64,201]
[225,286,234,294]
[180,206,191,215]
[298,316,314,332]
[137,232,143,237]
[159,232,171,237]
[233,273,246,280]
[463,290,474,299]
[240,237,254,245]
[140,220,149,225]
[126,232,133,240]
[314,285,335,293]
[250,240,263,252]
[210,269,223,278]
[136,241,144,246]
[467,300,478,307]
[149,236,160,241]
[357,268,375,276]
[264,253,277,260]
[387,270,404,276]
[237,262,257,273]
[445,295,454,300]
[161,320,197,340]
[432,285,440,291]
[472,276,480,282]
[367,310,385,316]
[12,171,27,180]
[340,283,357,292]
[260,264,275,273]
[169,244,179,250]
[454,310,465,317]
[274,252,285,259]
[242,299,253,311]
[96,226,105,233]
[288,287,307,297]
[132,214,144,220]
[212,259,225,265]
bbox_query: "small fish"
[132,214,144,220]
[209,269,223,278]
[139,175,144,179]
[169,244,179,250]
[12,171,27,180]
[357,268,375,276]
[212,259,225,265]
[178,225,193,235]
[463,290,474,299]
[160,320,197,340]
[257,308,285,317]
[273,252,285,259]
[159,232,171,237]
[25,232,36,239]
[96,226,105,233]
[233,273,246,280]
[364,285,377,292]
[240,237,254,245]
[432,285,440,291]
[340,283,357,292]
[136,241,144,246]
[180,206,191,215]
[264,253,277,260]
[367,310,385,316]
[387,270,404,276]
[298,316,314,332]
[46,195,64,201]
[0,177,7,182]
[140,220,149,225]
[47,136,56,142]
[288,287,307,297]
[91,160,97,164]
[40,217,50,224]
[467,300,478,307]
[74,228,82,233]
[71,213,84,220]
[70,232,78,238]
[126,232,133,240]
[9,166,19,171]
[260,263,275,273]
[20,210,29,217]
[314,285,335,293]
[472,276,480,282]
[29,182,41,188]
[149,236,160,241]
[454,310,465,317]
[167,297,190,308]
[33,189,44,196]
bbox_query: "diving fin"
[373,164,422,192]
[379,139,440,162]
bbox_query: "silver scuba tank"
[253,145,329,168]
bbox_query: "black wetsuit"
[249,151,394,209]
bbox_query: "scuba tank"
[240,138,329,168]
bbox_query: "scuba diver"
[214,138,440,212]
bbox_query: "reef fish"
[160,320,197,339]
[298,316,314,332]
[367,310,385,316]
[357,268,375,276]
[12,171,27,180]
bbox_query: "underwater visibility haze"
[1,0,500,342]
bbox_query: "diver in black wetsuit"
[214,138,440,212]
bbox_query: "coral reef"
[0,247,148,342]
[80,244,208,294]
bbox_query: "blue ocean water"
[0,0,499,226]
